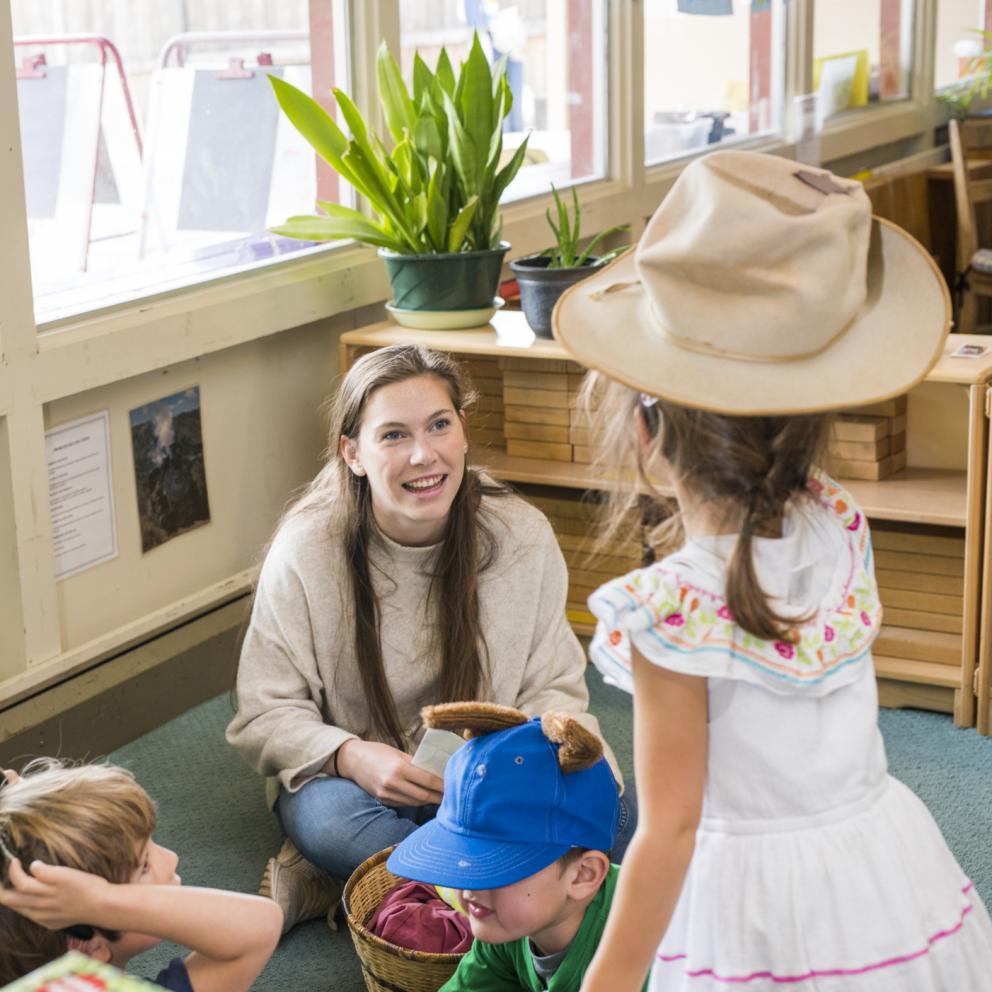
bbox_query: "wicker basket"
[343,847,465,992]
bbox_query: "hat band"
[652,303,855,364]
[589,279,856,366]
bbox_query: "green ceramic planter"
[379,242,510,311]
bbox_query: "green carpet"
[110,678,991,990]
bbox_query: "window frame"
[0,0,952,694]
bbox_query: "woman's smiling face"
[341,374,468,546]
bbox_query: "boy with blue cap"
[388,702,640,992]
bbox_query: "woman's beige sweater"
[226,492,616,799]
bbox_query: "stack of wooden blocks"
[872,521,964,672]
[462,355,506,452]
[500,358,600,463]
[828,395,907,481]
[519,485,644,636]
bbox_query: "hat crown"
[636,151,872,362]
[438,717,619,852]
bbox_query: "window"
[642,0,786,166]
[813,0,914,124]
[11,1,349,324]
[934,1,987,93]
[398,0,609,200]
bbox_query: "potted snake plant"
[268,34,528,322]
[510,185,628,338]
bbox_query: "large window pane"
[934,1,986,93]
[813,0,914,123]
[399,0,608,199]
[642,0,786,166]
[11,1,349,324]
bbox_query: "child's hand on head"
[0,856,110,931]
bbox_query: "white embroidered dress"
[589,474,992,990]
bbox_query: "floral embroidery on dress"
[589,470,880,693]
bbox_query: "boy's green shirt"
[440,865,646,992]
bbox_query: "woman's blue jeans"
[277,775,639,882]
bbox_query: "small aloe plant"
[267,33,528,255]
[543,185,628,269]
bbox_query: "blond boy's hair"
[0,760,157,984]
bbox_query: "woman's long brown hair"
[582,374,831,641]
[268,344,506,749]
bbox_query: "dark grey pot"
[509,255,599,338]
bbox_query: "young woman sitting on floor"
[227,344,634,934]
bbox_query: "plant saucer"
[385,297,504,331]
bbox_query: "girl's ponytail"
[724,418,830,640]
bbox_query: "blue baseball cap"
[387,716,620,890]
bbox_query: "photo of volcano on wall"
[129,386,210,553]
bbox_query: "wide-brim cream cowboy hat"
[552,150,950,416]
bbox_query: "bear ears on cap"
[421,701,603,773]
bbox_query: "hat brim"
[386,818,570,890]
[552,218,951,416]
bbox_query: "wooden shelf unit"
[340,315,992,728]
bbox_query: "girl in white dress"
[552,150,992,991]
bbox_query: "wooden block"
[500,357,580,373]
[474,394,505,413]
[470,375,504,398]
[889,431,906,455]
[875,569,964,597]
[505,422,570,443]
[566,607,597,626]
[526,492,603,521]
[570,407,600,426]
[506,438,573,461]
[570,567,629,588]
[829,455,894,480]
[874,549,964,577]
[890,414,907,436]
[550,514,606,539]
[568,582,601,603]
[564,549,642,573]
[568,373,588,391]
[569,427,608,447]
[467,405,503,422]
[832,416,888,443]
[457,356,501,377]
[504,387,572,409]
[882,607,963,635]
[828,437,890,461]
[878,587,962,616]
[847,394,908,418]
[505,405,571,427]
[876,677,955,714]
[829,448,906,480]
[873,626,961,666]
[871,526,965,558]
[468,428,505,447]
[573,445,597,464]
[503,370,571,391]
[556,530,643,558]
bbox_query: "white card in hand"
[412,728,465,778]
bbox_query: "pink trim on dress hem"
[656,884,975,985]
